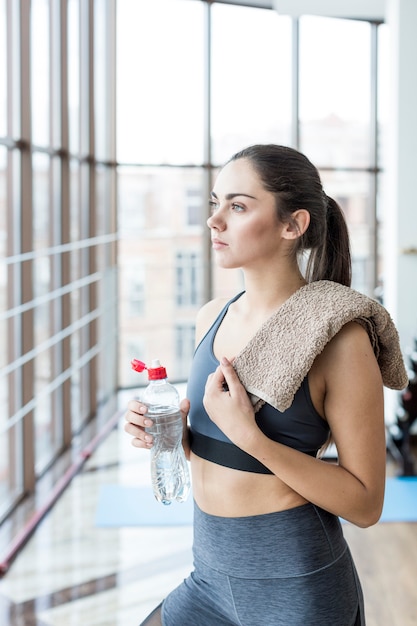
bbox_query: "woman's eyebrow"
[210,191,257,200]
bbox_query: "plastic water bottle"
[131,358,191,505]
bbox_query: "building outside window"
[176,251,200,309]
[175,323,196,381]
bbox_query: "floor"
[0,390,416,626]
[0,390,193,626]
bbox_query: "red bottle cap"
[147,365,167,380]
[131,359,146,373]
[131,358,167,380]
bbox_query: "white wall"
[384,0,417,350]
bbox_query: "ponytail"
[306,195,352,287]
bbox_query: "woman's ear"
[282,209,310,240]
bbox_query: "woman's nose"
[207,208,225,231]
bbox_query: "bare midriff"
[190,452,308,517]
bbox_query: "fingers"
[125,398,191,450]
[124,400,154,448]
[208,357,239,395]
[180,397,190,419]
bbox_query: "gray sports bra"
[188,293,330,474]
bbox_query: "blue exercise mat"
[95,484,194,526]
[95,477,417,527]
[379,476,417,523]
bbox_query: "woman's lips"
[212,238,228,250]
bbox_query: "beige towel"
[233,280,408,413]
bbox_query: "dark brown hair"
[228,144,352,287]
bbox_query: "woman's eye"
[208,200,218,213]
[231,203,244,213]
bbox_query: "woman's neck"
[238,269,307,317]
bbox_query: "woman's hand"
[124,398,191,457]
[203,357,258,450]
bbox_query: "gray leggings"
[161,501,365,626]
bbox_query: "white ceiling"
[272,0,385,20]
[219,0,386,21]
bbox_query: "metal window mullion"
[104,0,118,397]
[202,0,212,304]
[291,17,300,150]
[6,0,23,499]
[107,0,117,271]
[59,0,72,446]
[87,0,97,418]
[19,0,35,493]
[369,22,379,293]
[48,0,62,454]
[78,0,91,423]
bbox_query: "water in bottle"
[131,358,191,505]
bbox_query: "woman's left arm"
[203,322,386,528]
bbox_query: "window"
[299,16,372,169]
[186,188,202,227]
[175,323,196,380]
[126,265,145,317]
[176,251,200,308]
[0,0,117,520]
[117,0,205,165]
[211,3,293,164]
[117,166,205,387]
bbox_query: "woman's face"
[207,158,287,270]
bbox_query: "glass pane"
[77,162,93,428]
[0,419,9,510]
[32,152,55,470]
[33,307,53,472]
[211,5,292,165]
[96,165,117,405]
[96,165,112,237]
[70,166,81,432]
[69,159,81,427]
[0,144,9,510]
[117,0,204,164]
[118,166,205,385]
[31,0,50,146]
[0,422,23,520]
[376,171,387,302]
[0,146,6,320]
[320,170,375,296]
[0,0,6,137]
[33,153,51,249]
[68,0,80,154]
[377,24,389,170]
[299,17,371,168]
[94,0,112,161]
[70,159,80,243]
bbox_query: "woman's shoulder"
[314,320,380,381]
[309,320,382,417]
[326,319,373,354]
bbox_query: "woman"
[125,145,407,626]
